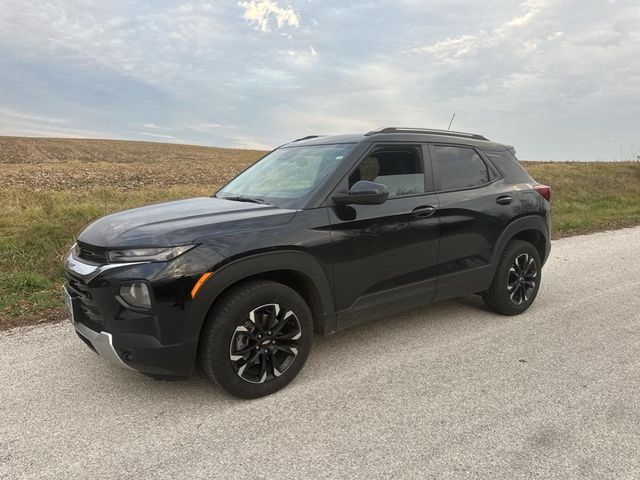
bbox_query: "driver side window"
[349,147,426,197]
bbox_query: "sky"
[0,0,638,160]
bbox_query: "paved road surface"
[2,227,640,479]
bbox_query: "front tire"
[483,240,541,315]
[199,279,313,399]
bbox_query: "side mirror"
[332,180,389,206]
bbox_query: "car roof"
[285,128,508,151]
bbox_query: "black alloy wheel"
[230,303,302,384]
[506,253,538,305]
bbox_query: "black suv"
[63,127,551,398]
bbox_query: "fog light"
[119,282,151,309]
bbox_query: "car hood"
[77,197,297,248]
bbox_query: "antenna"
[447,113,456,131]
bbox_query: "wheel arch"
[491,215,550,269]
[186,250,336,345]
[510,229,547,263]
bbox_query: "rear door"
[429,144,518,301]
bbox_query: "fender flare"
[184,250,336,342]
[490,215,550,268]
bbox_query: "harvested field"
[0,136,263,164]
[0,136,262,191]
[1,160,247,191]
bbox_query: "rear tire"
[483,240,541,315]
[199,279,313,399]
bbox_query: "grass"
[524,161,640,237]
[1,135,639,329]
[0,186,217,325]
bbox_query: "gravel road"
[2,227,640,479]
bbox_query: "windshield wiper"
[219,195,270,205]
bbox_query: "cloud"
[501,0,548,29]
[287,45,318,67]
[138,132,176,139]
[0,1,228,92]
[414,35,477,63]
[0,0,639,159]
[0,115,116,139]
[185,123,232,134]
[410,0,640,104]
[239,0,300,32]
[0,107,112,139]
[412,0,551,64]
[0,108,68,124]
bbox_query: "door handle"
[412,205,436,218]
[496,195,513,205]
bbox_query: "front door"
[328,144,440,330]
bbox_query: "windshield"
[217,144,354,207]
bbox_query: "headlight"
[107,245,195,263]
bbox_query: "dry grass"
[0,136,263,329]
[523,161,640,237]
[1,135,639,329]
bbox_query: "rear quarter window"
[486,152,532,183]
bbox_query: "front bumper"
[63,245,224,377]
[72,316,134,371]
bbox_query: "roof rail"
[292,135,322,143]
[364,127,489,141]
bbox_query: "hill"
[0,136,263,191]
[0,136,264,164]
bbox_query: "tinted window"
[487,152,532,183]
[349,148,425,197]
[432,146,489,190]
[218,144,354,202]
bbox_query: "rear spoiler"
[504,145,517,156]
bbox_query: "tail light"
[534,184,551,202]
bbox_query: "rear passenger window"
[432,146,490,190]
[349,147,425,197]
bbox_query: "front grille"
[76,241,108,264]
[66,273,105,331]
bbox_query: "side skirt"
[432,264,494,303]
[336,278,436,331]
